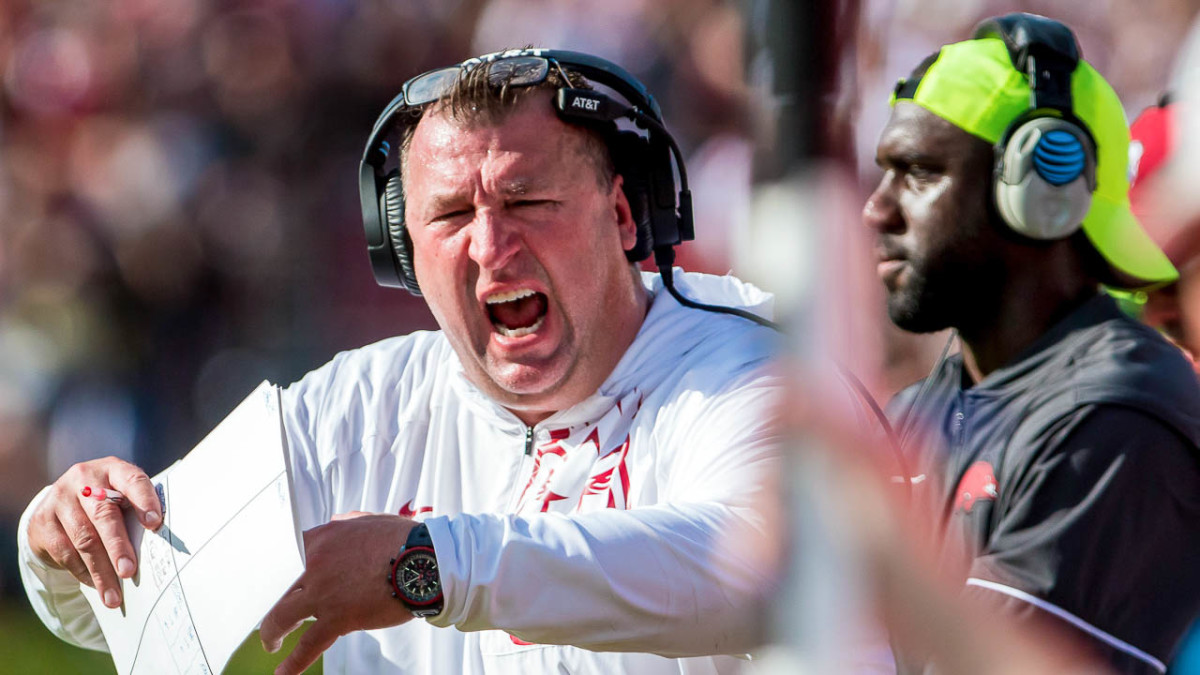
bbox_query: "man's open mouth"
[486,288,548,338]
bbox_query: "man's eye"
[907,166,939,181]
[512,199,554,209]
[433,208,472,222]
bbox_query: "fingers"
[26,457,158,610]
[261,586,309,654]
[331,511,371,521]
[108,465,162,531]
[54,498,123,607]
[29,512,93,586]
[84,491,141,581]
[275,622,338,675]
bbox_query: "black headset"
[975,13,1098,241]
[358,48,694,296]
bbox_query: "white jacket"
[20,271,783,674]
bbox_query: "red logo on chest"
[954,461,998,513]
[398,500,432,518]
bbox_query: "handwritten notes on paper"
[80,381,305,675]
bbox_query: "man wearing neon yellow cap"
[865,13,1200,674]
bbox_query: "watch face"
[399,548,441,606]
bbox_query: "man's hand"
[26,456,163,609]
[260,513,420,675]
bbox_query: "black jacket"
[890,294,1200,674]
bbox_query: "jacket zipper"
[506,426,538,511]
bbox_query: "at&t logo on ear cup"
[994,116,1096,240]
[1033,129,1087,185]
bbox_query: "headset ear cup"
[993,116,1095,240]
[383,171,423,295]
[606,130,655,262]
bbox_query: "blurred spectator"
[1128,95,1200,675]
[1128,96,1200,372]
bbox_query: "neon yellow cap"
[891,38,1178,287]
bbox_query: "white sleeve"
[17,486,110,652]
[279,379,334,532]
[426,372,781,657]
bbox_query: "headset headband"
[973,14,1079,113]
[363,48,664,170]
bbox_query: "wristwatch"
[388,523,443,617]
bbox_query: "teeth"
[495,315,545,338]
[486,288,537,304]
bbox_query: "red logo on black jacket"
[954,461,998,513]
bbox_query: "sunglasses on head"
[400,53,574,109]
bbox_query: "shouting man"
[19,50,782,675]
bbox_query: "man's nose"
[467,210,521,270]
[862,176,903,234]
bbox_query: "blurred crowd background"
[0,0,1196,665]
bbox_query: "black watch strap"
[405,522,434,550]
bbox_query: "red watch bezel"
[390,545,442,607]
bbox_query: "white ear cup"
[994,117,1096,240]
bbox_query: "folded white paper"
[81,381,305,674]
